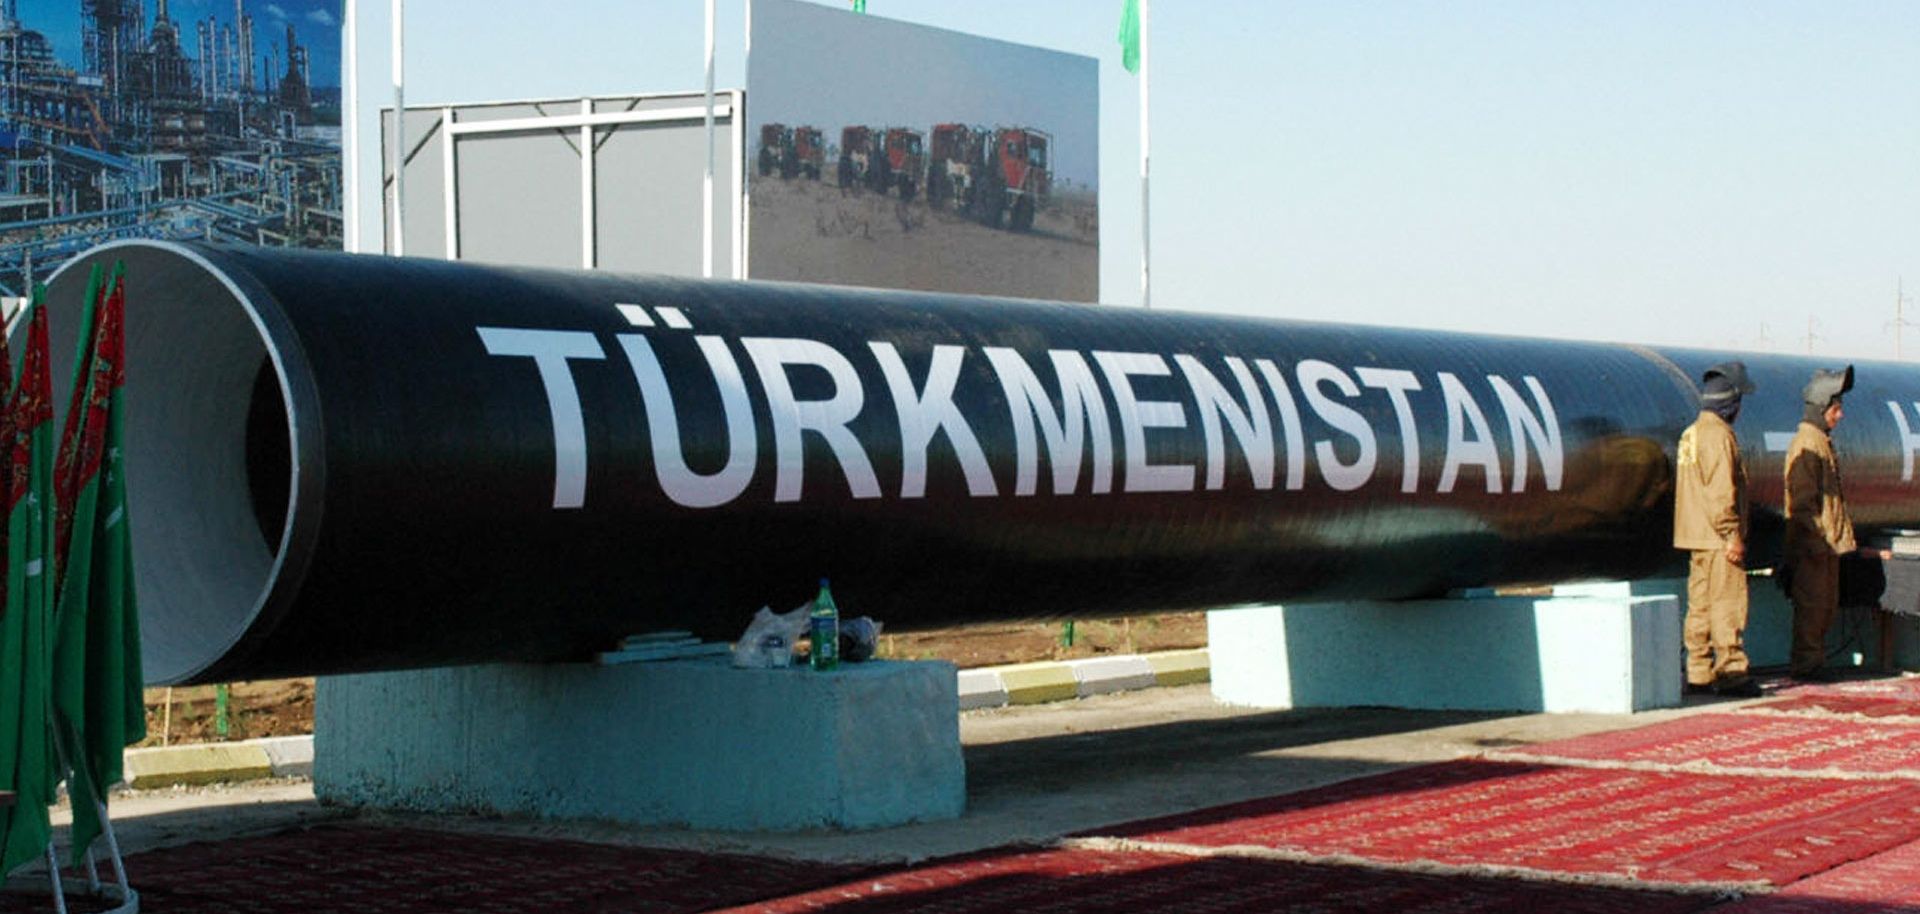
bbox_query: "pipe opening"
[45,244,297,685]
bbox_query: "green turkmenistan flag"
[55,264,142,864]
[55,264,105,573]
[0,290,58,875]
[49,264,102,863]
[1118,0,1142,74]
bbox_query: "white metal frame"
[415,94,745,275]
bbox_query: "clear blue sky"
[353,0,1918,358]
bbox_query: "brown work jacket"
[1784,421,1857,556]
[1673,411,1747,551]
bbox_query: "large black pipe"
[42,242,1920,684]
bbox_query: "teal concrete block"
[1533,595,1681,712]
[314,658,964,831]
[1210,590,1683,713]
[1634,574,1886,671]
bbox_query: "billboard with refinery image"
[0,0,341,295]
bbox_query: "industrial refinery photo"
[0,0,339,297]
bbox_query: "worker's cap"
[1700,361,1755,402]
[1802,365,1855,406]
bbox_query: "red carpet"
[1086,760,1920,886]
[1714,836,1920,912]
[106,824,871,914]
[1758,693,1920,720]
[0,888,124,914]
[715,846,1712,914]
[1511,712,1920,774]
[1752,676,1920,720]
[1789,676,1920,701]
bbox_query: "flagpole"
[343,0,358,253]
[389,0,404,256]
[1139,0,1150,309]
[703,0,716,279]
[744,0,753,280]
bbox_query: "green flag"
[1118,0,1142,74]
[852,0,865,11]
[55,264,139,864]
[50,264,102,863]
[0,291,58,874]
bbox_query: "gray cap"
[1802,365,1855,406]
[1701,361,1756,398]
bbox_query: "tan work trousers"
[1788,546,1839,675]
[1685,550,1750,686]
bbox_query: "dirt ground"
[749,174,1099,302]
[136,613,1208,746]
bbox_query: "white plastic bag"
[730,603,812,668]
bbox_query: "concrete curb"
[118,649,1209,787]
[122,734,313,789]
[958,649,1210,712]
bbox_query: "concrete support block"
[1071,656,1158,697]
[996,662,1080,705]
[1896,615,1920,671]
[1632,575,1898,672]
[314,657,964,832]
[1209,591,1681,713]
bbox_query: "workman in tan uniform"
[1783,365,1879,681]
[1673,362,1759,697]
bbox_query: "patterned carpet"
[1758,693,1920,720]
[1753,675,1920,721]
[1497,712,1920,775]
[1712,836,1920,913]
[94,825,871,914]
[1781,676,1920,702]
[714,846,1711,914]
[1082,759,1920,887]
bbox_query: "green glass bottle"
[809,578,840,671]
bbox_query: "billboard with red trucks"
[747,0,1096,302]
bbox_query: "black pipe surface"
[43,242,1920,683]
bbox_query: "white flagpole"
[343,0,358,252]
[1139,0,1150,309]
[703,0,716,278]
[389,0,405,256]
[742,0,753,280]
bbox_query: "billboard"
[0,0,342,295]
[747,0,1097,301]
